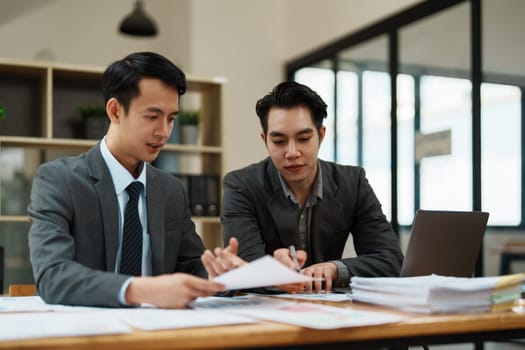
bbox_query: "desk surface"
[1,302,524,350]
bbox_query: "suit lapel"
[86,143,120,271]
[266,162,300,247]
[146,167,164,275]
[309,161,343,262]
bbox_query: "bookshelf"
[0,58,225,291]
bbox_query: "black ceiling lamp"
[119,0,158,37]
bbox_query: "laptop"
[400,210,489,277]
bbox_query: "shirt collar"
[277,160,323,207]
[100,137,147,195]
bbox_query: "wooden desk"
[0,302,524,350]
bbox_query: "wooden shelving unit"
[0,58,225,290]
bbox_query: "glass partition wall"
[286,0,525,276]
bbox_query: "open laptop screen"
[400,210,489,277]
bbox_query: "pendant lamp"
[119,0,158,37]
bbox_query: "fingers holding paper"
[201,237,246,278]
[126,274,225,308]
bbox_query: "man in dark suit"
[222,81,403,293]
[28,52,241,308]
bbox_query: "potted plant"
[178,110,200,144]
[0,101,6,121]
[78,104,108,139]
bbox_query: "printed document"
[213,255,315,290]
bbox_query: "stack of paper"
[350,273,524,314]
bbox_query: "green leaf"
[77,104,106,117]
[0,102,5,121]
[179,111,200,125]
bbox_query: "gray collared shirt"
[277,162,350,287]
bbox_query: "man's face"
[262,106,325,189]
[108,78,179,174]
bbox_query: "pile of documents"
[350,273,524,314]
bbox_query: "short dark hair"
[102,51,186,113]
[255,81,327,135]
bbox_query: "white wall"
[0,0,421,172]
[0,0,191,67]
[282,0,419,61]
[188,0,286,171]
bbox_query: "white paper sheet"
[269,292,351,302]
[192,295,404,329]
[213,255,314,290]
[233,303,405,329]
[191,295,291,310]
[0,296,55,313]
[117,309,256,330]
[0,313,132,341]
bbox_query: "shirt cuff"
[330,260,350,288]
[118,277,135,306]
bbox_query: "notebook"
[400,210,489,277]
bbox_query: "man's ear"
[260,131,267,146]
[318,126,326,144]
[106,98,121,124]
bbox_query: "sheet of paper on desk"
[34,300,256,330]
[234,303,405,329]
[0,296,55,313]
[0,296,123,313]
[192,295,291,309]
[0,313,132,341]
[117,309,256,330]
[213,255,314,290]
[269,292,351,302]
[192,295,405,329]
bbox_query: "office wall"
[0,0,191,68]
[0,0,520,277]
[282,0,418,61]
[0,0,420,172]
[187,0,285,170]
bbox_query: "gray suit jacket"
[28,143,206,307]
[222,158,403,278]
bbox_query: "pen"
[289,245,300,272]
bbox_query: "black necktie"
[120,181,143,276]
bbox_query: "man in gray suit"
[222,81,403,293]
[29,52,241,308]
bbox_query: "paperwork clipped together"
[350,273,524,314]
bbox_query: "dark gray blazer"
[222,158,403,278]
[28,143,206,307]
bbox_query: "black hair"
[102,51,186,113]
[255,81,327,136]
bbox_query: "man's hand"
[126,273,225,308]
[300,262,338,293]
[272,247,308,293]
[273,247,307,271]
[201,237,246,278]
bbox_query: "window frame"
[286,0,525,276]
